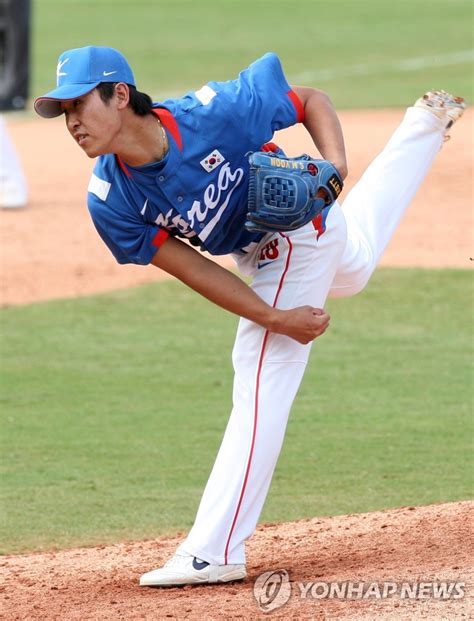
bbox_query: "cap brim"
[34,82,100,118]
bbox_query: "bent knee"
[329,271,372,299]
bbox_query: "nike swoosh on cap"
[103,71,117,77]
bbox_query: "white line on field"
[289,50,474,83]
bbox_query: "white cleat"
[139,551,247,587]
[414,89,466,138]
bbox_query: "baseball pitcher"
[34,46,465,587]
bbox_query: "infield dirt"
[0,111,472,619]
[2,502,472,619]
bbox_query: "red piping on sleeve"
[151,228,170,248]
[261,142,280,153]
[287,90,305,123]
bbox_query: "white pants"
[179,106,446,565]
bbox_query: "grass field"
[1,270,472,554]
[1,0,472,556]
[32,0,473,108]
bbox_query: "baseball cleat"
[139,551,247,587]
[414,90,466,136]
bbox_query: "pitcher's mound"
[2,500,472,619]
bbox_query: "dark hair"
[96,82,153,116]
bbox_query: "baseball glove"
[245,152,343,233]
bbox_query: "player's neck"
[114,112,168,167]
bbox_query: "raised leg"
[330,105,451,298]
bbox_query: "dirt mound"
[1,110,472,307]
[1,501,472,619]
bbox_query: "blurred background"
[1,0,472,111]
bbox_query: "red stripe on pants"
[224,234,293,564]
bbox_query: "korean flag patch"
[200,149,225,173]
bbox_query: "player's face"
[61,89,122,158]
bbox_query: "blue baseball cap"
[34,46,135,118]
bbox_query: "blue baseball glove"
[245,152,343,233]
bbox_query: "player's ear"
[114,83,130,110]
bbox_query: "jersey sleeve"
[87,177,169,265]
[209,53,304,139]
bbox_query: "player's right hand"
[270,306,330,344]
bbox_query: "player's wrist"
[333,160,348,180]
[264,308,285,334]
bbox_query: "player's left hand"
[245,152,343,233]
[269,306,330,344]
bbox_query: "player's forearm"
[151,236,277,328]
[152,236,330,343]
[292,86,348,179]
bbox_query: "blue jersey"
[87,53,304,265]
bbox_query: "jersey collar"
[116,106,183,179]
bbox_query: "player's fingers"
[277,306,330,343]
[313,311,330,326]
[314,314,330,336]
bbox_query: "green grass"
[31,0,473,108]
[1,269,472,554]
